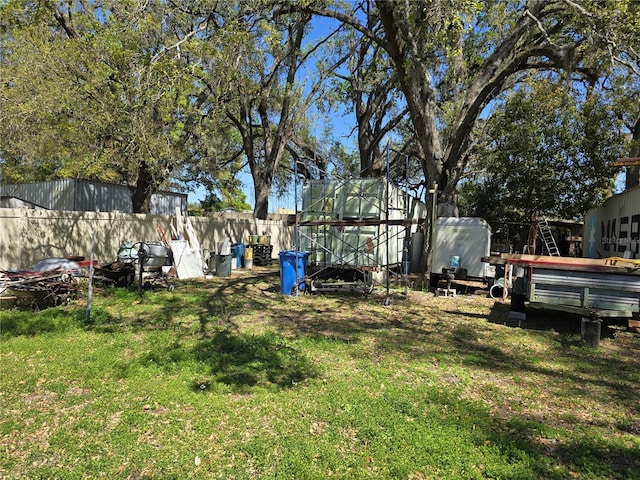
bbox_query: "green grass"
[1,268,639,479]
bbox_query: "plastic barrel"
[278,251,310,295]
[238,243,246,267]
[215,254,232,277]
[231,243,245,268]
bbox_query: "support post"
[294,157,299,296]
[427,184,438,275]
[85,231,96,322]
[581,315,602,348]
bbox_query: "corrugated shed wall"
[151,192,187,216]
[0,179,76,210]
[75,181,132,212]
[0,180,187,215]
[583,186,640,259]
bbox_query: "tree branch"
[151,23,208,64]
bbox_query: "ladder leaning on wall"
[537,218,560,256]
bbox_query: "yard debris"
[0,268,79,307]
[31,257,82,275]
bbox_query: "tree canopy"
[0,0,258,212]
[1,0,639,234]
[459,79,625,227]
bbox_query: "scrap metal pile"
[0,269,79,308]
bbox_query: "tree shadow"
[191,329,318,392]
[8,270,640,476]
[446,303,640,417]
[483,415,640,479]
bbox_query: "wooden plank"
[184,216,203,271]
[175,207,184,239]
[483,253,640,275]
[528,302,633,318]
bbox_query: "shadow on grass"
[555,435,640,479]
[447,304,640,419]
[0,306,87,336]
[194,270,280,334]
[116,326,318,393]
[191,329,319,392]
[485,416,640,479]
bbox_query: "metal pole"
[385,144,391,305]
[428,184,438,276]
[294,160,299,253]
[85,231,95,322]
[294,159,299,296]
[404,151,410,292]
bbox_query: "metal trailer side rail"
[528,267,640,321]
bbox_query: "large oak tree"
[291,0,640,267]
[0,0,243,212]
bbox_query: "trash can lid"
[279,250,311,257]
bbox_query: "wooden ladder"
[537,218,560,256]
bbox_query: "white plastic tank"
[431,217,491,279]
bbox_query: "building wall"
[0,208,294,270]
[431,217,492,279]
[583,185,640,259]
[74,181,132,212]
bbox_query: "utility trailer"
[484,253,640,346]
[298,178,426,293]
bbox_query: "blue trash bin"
[231,243,245,268]
[278,251,311,295]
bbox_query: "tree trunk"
[358,132,383,178]
[253,175,271,220]
[625,114,640,190]
[131,161,154,214]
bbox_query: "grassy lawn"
[1,267,639,479]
